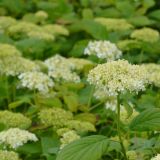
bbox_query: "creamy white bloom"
[84,40,122,61]
[88,60,149,96]
[18,71,54,93]
[0,56,40,76]
[151,154,160,160]
[0,150,20,160]
[141,63,160,87]
[44,55,80,82]
[0,128,38,149]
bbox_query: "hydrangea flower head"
[18,71,54,93]
[0,111,31,129]
[131,27,159,43]
[60,130,80,149]
[0,150,20,160]
[84,40,122,61]
[142,63,160,87]
[38,108,73,130]
[0,128,38,149]
[151,154,160,160]
[95,18,133,32]
[44,55,80,82]
[87,60,149,96]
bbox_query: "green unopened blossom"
[27,31,55,41]
[18,71,54,93]
[44,55,80,82]
[56,128,71,136]
[84,40,122,61]
[60,130,80,149]
[88,60,149,96]
[67,120,96,132]
[95,17,133,32]
[120,107,139,124]
[0,43,21,57]
[0,16,16,31]
[117,39,140,51]
[131,28,159,43]
[0,150,20,160]
[68,57,94,71]
[126,151,137,160]
[0,56,40,76]
[7,21,54,41]
[35,10,48,20]
[43,24,69,36]
[0,110,31,129]
[142,63,160,87]
[7,21,39,38]
[0,128,38,149]
[151,154,160,160]
[38,108,73,129]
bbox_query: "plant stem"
[87,85,95,108]
[116,95,128,160]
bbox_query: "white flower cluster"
[84,40,122,61]
[0,128,38,149]
[0,56,40,76]
[105,98,117,111]
[60,130,80,149]
[0,43,40,76]
[44,55,80,82]
[151,154,160,160]
[87,60,149,96]
[142,63,160,87]
[18,71,54,93]
[0,150,20,160]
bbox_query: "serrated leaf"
[56,135,109,160]
[130,108,160,131]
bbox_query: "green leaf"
[130,108,160,131]
[63,94,79,112]
[18,142,41,154]
[128,16,155,27]
[8,100,26,109]
[56,135,109,160]
[41,137,60,155]
[69,20,108,39]
[148,10,160,21]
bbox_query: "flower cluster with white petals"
[142,63,160,87]
[18,71,54,93]
[0,128,38,149]
[44,55,80,82]
[151,154,160,160]
[87,60,149,96]
[84,40,122,61]
[0,150,20,160]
